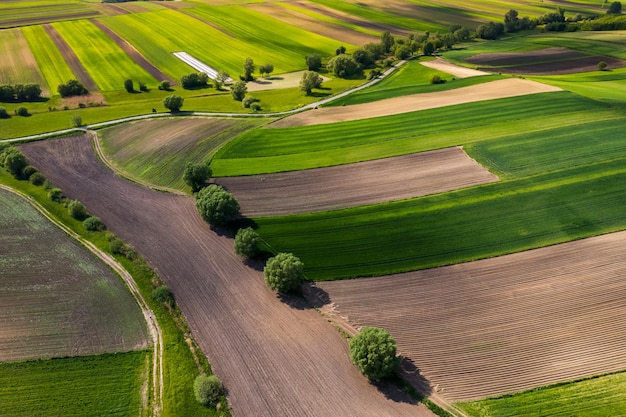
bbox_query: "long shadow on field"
[398,357,433,398]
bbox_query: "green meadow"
[22,25,75,93]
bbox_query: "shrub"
[194,374,223,406]
[67,199,89,220]
[598,61,608,71]
[29,172,46,186]
[109,238,125,255]
[263,252,304,293]
[430,75,446,84]
[230,80,247,101]
[195,184,240,226]
[163,95,184,112]
[242,95,258,108]
[183,162,211,193]
[0,107,8,118]
[250,102,261,112]
[349,327,400,379]
[14,106,28,117]
[71,113,83,128]
[48,188,64,203]
[152,285,175,306]
[158,80,171,91]
[4,148,27,178]
[327,54,362,78]
[139,81,147,92]
[21,165,38,179]
[57,79,87,98]
[234,227,260,258]
[124,79,134,93]
[83,216,106,232]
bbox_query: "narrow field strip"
[270,78,562,128]
[217,147,498,217]
[173,52,221,80]
[0,28,48,92]
[316,230,626,401]
[419,57,490,78]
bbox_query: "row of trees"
[0,83,42,102]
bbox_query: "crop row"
[0,2,98,28]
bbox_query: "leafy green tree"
[4,148,27,178]
[263,252,304,293]
[83,216,106,231]
[48,188,64,203]
[21,165,37,179]
[158,80,171,91]
[299,71,323,95]
[29,171,46,186]
[381,30,395,53]
[67,199,89,221]
[124,79,134,93]
[353,48,375,67]
[0,85,14,101]
[306,54,322,71]
[0,107,8,118]
[57,79,87,98]
[234,227,260,258]
[195,184,240,226]
[598,61,608,71]
[181,73,209,89]
[363,42,385,59]
[242,95,259,109]
[183,162,211,193]
[152,285,175,306]
[14,106,28,117]
[259,63,274,78]
[335,45,346,55]
[607,1,622,14]
[230,80,247,101]
[349,327,400,379]
[327,54,362,78]
[243,57,255,81]
[163,95,184,112]
[422,40,436,56]
[194,374,223,406]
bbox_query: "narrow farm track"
[0,185,163,416]
[316,231,626,401]
[20,136,434,417]
[216,147,498,217]
[42,24,98,93]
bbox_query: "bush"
[349,327,400,379]
[306,54,322,71]
[57,79,87,98]
[234,227,260,258]
[230,80,247,101]
[163,95,184,112]
[430,75,446,84]
[83,216,106,232]
[195,184,240,226]
[48,188,64,203]
[109,238,125,255]
[67,199,89,220]
[0,107,8,118]
[598,61,608,71]
[250,102,261,112]
[181,72,209,89]
[124,79,134,93]
[194,374,223,406]
[152,285,175,306]
[21,165,38,179]
[158,80,171,91]
[242,95,258,108]
[29,171,46,186]
[263,252,304,293]
[14,106,28,117]
[3,149,27,178]
[139,81,147,92]
[183,162,211,193]
[71,113,83,128]
[327,54,362,78]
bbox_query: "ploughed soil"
[43,24,98,93]
[20,135,434,417]
[466,47,626,75]
[216,147,498,217]
[420,58,489,78]
[316,230,626,401]
[271,78,561,128]
[91,19,174,85]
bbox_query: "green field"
[0,352,147,417]
[53,19,158,91]
[458,371,626,417]
[0,28,48,91]
[22,25,75,95]
[0,1,99,28]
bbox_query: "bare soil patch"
[247,3,378,46]
[217,147,498,217]
[271,78,561,128]
[60,92,106,109]
[466,47,626,74]
[316,230,626,401]
[20,136,434,417]
[43,24,98,93]
[91,19,173,84]
[419,57,489,78]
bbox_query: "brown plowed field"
[20,136,434,417]
[247,3,378,46]
[316,231,626,401]
[216,147,498,217]
[466,47,626,74]
[43,24,98,93]
[270,78,561,128]
[91,19,174,84]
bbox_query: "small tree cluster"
[181,72,210,89]
[299,71,323,95]
[0,147,27,178]
[349,327,400,379]
[0,83,42,102]
[83,216,106,232]
[243,57,255,81]
[58,79,88,98]
[259,63,274,78]
[194,374,223,406]
[230,80,247,101]
[163,95,184,112]
[233,227,260,258]
[108,236,136,259]
[195,184,240,227]
[263,252,304,293]
[183,162,211,193]
[327,54,362,78]
[242,95,259,109]
[67,199,89,221]
[305,54,322,71]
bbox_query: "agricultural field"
[0,352,148,417]
[0,187,149,361]
[0,1,99,28]
[0,28,48,92]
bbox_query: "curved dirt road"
[20,135,434,417]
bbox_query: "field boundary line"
[0,185,164,417]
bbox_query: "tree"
[29,172,46,186]
[194,374,223,406]
[259,63,274,78]
[183,162,211,193]
[124,79,134,93]
[57,79,87,98]
[67,200,89,221]
[234,227,261,258]
[243,57,255,81]
[71,113,83,128]
[230,80,247,101]
[0,107,7,118]
[152,285,175,306]
[84,216,106,232]
[327,54,362,78]
[299,70,323,95]
[353,48,375,67]
[335,45,346,55]
[306,54,322,71]
[422,40,436,56]
[263,252,304,293]
[14,106,28,117]
[607,1,622,14]
[158,80,171,91]
[215,70,230,90]
[349,327,400,380]
[163,95,184,112]
[4,148,27,178]
[381,31,395,53]
[195,184,240,226]
[598,61,608,71]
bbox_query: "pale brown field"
[0,28,49,94]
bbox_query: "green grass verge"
[0,351,148,417]
[53,19,158,91]
[457,371,626,417]
[0,168,226,417]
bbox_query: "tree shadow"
[308,91,332,98]
[396,356,433,399]
[370,377,419,405]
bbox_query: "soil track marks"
[43,24,98,93]
[317,231,626,401]
[20,136,433,417]
[217,147,498,217]
[271,78,561,128]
